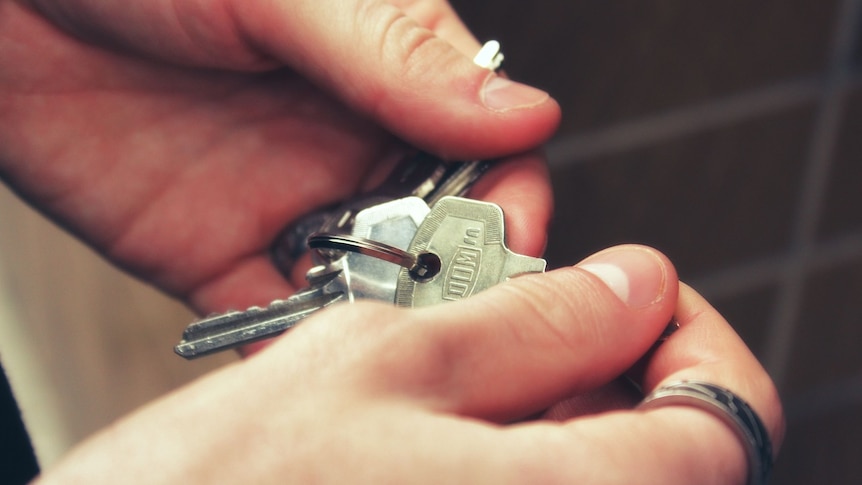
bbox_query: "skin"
[1,0,558,314]
[0,0,783,483]
[33,247,784,484]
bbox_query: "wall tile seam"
[688,229,862,300]
[545,72,862,168]
[761,0,862,387]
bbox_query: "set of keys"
[174,162,546,358]
[174,41,548,359]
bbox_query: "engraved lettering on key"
[464,227,480,245]
[444,229,483,301]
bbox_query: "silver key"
[309,196,430,303]
[175,196,431,358]
[395,196,546,307]
[175,266,345,358]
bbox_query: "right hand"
[35,245,784,484]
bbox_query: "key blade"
[175,271,345,359]
[395,196,546,308]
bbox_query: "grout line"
[762,0,862,388]
[545,77,823,165]
[686,256,793,300]
[688,230,862,300]
[546,66,862,169]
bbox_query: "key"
[395,196,546,307]
[310,196,430,303]
[175,266,346,358]
[175,196,431,358]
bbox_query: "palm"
[2,11,400,313]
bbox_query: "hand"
[0,0,560,315]
[35,245,785,484]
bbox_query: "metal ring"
[638,380,773,485]
[308,233,418,269]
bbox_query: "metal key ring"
[308,233,417,269]
[308,233,442,281]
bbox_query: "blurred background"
[1,0,860,483]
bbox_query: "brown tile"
[544,104,815,279]
[450,0,838,133]
[818,86,862,240]
[771,404,862,484]
[710,285,778,360]
[783,257,862,394]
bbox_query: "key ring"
[308,233,441,281]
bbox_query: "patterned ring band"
[638,380,774,485]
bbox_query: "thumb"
[379,245,679,421]
[233,0,561,159]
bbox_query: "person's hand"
[0,0,560,315]
[35,245,785,484]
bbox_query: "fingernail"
[481,75,549,111]
[577,246,667,308]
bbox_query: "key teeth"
[175,273,348,359]
[184,296,313,336]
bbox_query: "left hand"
[0,0,559,317]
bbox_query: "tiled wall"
[452,0,862,483]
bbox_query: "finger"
[523,283,784,484]
[639,282,786,451]
[233,0,561,159]
[30,0,560,159]
[469,151,553,257]
[474,403,752,485]
[449,286,783,484]
[28,0,559,157]
[541,377,642,420]
[187,254,297,318]
[364,245,678,421]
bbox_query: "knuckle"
[375,10,440,78]
[356,2,463,110]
